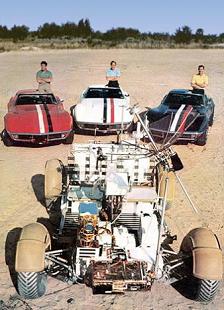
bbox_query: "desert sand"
[0,49,223,309]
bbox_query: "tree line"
[0,19,224,45]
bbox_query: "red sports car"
[3,90,73,145]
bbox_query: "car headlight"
[11,134,18,139]
[61,133,66,138]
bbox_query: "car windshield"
[164,93,203,108]
[16,94,57,105]
[84,88,124,99]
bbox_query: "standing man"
[36,61,53,93]
[191,65,208,90]
[106,61,120,88]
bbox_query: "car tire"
[1,129,14,146]
[147,116,155,124]
[63,131,74,144]
[209,111,214,127]
[17,271,47,299]
[196,129,208,146]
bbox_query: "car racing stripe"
[110,98,115,123]
[103,97,107,123]
[35,104,45,133]
[178,105,193,134]
[42,103,53,132]
[170,104,185,132]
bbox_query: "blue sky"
[0,0,223,34]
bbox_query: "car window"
[84,88,124,99]
[164,93,203,108]
[16,94,57,105]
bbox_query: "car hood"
[5,104,72,134]
[149,104,203,134]
[74,98,132,124]
[148,103,205,120]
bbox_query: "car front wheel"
[63,131,74,144]
[196,129,208,146]
[209,111,214,127]
[1,130,14,146]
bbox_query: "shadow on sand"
[31,174,45,207]
[5,227,22,290]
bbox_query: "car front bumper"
[7,130,72,144]
[148,128,205,142]
[76,122,132,133]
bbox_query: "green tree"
[195,28,204,42]
[60,22,77,37]
[10,25,29,41]
[37,23,61,38]
[0,25,9,39]
[103,27,140,41]
[77,18,92,37]
[218,33,224,43]
[174,25,192,44]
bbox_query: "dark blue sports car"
[145,89,215,146]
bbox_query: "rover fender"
[181,227,222,280]
[15,223,50,273]
[45,159,63,201]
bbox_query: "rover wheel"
[17,271,47,299]
[193,278,220,302]
[180,228,222,303]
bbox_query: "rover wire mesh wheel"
[191,277,220,303]
[180,228,222,303]
[17,271,47,299]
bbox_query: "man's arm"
[106,76,118,81]
[42,72,53,83]
[106,69,120,81]
[191,75,208,89]
[191,82,207,89]
[191,75,203,89]
[191,82,201,89]
[36,72,53,83]
[41,76,52,83]
[201,76,208,88]
[36,72,42,83]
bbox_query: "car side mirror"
[60,99,64,103]
[125,93,130,97]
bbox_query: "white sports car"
[71,85,133,133]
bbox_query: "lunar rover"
[13,110,222,302]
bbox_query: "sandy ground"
[0,49,223,309]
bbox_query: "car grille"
[17,133,62,140]
[185,117,204,132]
[79,123,130,131]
